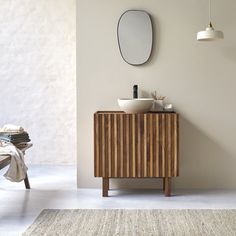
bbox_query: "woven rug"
[23,209,236,236]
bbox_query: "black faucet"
[133,85,138,99]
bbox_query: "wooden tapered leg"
[102,177,109,197]
[163,178,165,191]
[24,174,30,189]
[164,177,171,197]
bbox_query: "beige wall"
[0,0,76,164]
[77,0,236,189]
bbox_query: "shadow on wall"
[176,115,236,189]
[111,114,236,190]
[146,15,160,66]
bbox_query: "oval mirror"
[117,10,153,65]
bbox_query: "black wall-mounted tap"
[133,85,138,99]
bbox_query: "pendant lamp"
[197,0,224,41]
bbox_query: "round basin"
[118,98,154,113]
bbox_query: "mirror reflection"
[117,10,153,65]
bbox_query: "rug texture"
[23,209,236,236]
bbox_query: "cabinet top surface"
[95,111,177,115]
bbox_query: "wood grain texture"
[102,177,109,197]
[0,156,11,169]
[164,177,171,197]
[94,112,179,178]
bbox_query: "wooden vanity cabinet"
[94,111,179,197]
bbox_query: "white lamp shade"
[197,25,224,41]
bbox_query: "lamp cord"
[209,0,211,23]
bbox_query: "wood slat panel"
[120,114,124,177]
[143,114,147,177]
[108,114,112,177]
[125,114,130,177]
[161,114,166,177]
[132,114,136,177]
[94,112,179,178]
[149,114,153,177]
[114,114,118,177]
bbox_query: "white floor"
[1,165,236,236]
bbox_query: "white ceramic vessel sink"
[118,98,154,113]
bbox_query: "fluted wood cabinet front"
[94,111,179,197]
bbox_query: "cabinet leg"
[24,174,30,189]
[102,177,109,197]
[164,177,171,197]
[163,178,165,191]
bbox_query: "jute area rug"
[23,209,236,236]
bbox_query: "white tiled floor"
[1,165,236,236]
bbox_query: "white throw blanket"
[0,140,28,182]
